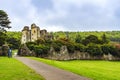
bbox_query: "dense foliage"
[6,31,21,49]
[0,31,21,49]
[25,33,120,57]
[0,10,21,49]
[54,31,120,42]
[5,31,120,57]
[0,32,7,46]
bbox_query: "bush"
[34,45,50,57]
[26,42,37,50]
[52,43,61,52]
[75,35,82,43]
[101,44,111,55]
[66,43,75,53]
[86,43,103,56]
[35,38,45,44]
[101,44,120,57]
[74,43,85,52]
[108,46,119,57]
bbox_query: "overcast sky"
[0,0,120,31]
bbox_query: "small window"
[34,30,36,33]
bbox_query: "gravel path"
[15,57,90,80]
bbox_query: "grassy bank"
[30,57,120,80]
[0,57,45,80]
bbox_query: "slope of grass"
[30,57,120,80]
[0,57,45,80]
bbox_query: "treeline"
[54,31,120,42]
[25,34,120,57]
[2,31,120,50]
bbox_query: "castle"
[21,23,53,44]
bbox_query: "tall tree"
[101,33,108,43]
[0,10,11,32]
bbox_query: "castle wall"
[40,30,47,38]
[21,30,29,44]
[30,24,41,42]
[21,23,51,44]
[31,27,38,42]
[37,27,40,38]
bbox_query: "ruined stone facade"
[21,23,53,44]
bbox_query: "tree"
[82,35,99,45]
[86,43,103,56]
[7,38,20,49]
[101,33,108,43]
[0,10,11,32]
[75,34,82,43]
[0,32,7,46]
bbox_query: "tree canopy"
[0,10,11,32]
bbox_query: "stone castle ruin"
[20,23,118,61]
[21,23,53,44]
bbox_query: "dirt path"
[15,57,90,80]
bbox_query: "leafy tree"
[82,35,99,45]
[86,43,103,56]
[74,43,85,52]
[66,43,75,53]
[6,38,20,49]
[101,33,109,43]
[75,34,82,43]
[0,32,7,46]
[52,41,62,52]
[101,44,110,55]
[35,38,45,44]
[0,10,11,32]
[108,46,119,57]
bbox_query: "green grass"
[0,57,45,80]
[12,49,18,55]
[30,57,120,80]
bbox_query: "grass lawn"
[30,57,120,80]
[0,57,45,80]
[12,49,18,55]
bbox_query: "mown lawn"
[0,57,45,80]
[30,57,120,80]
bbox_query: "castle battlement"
[21,23,53,44]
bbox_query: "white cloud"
[44,25,67,32]
[0,0,41,31]
[0,0,120,31]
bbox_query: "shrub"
[86,43,103,56]
[74,43,85,52]
[35,38,45,44]
[75,35,82,43]
[66,43,75,53]
[52,43,61,52]
[101,44,111,55]
[34,45,50,57]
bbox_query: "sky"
[0,0,120,31]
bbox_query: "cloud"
[0,0,41,31]
[42,0,120,31]
[0,0,120,31]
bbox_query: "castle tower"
[31,23,40,42]
[21,26,31,44]
[40,29,47,38]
